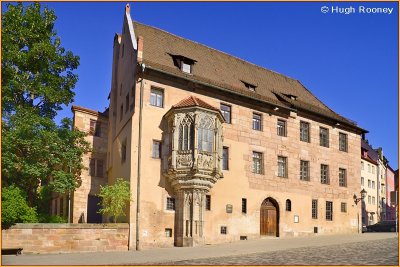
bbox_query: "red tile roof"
[173,96,219,111]
[133,21,367,134]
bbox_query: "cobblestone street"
[3,233,398,265]
[158,237,398,265]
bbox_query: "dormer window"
[182,61,192,74]
[169,54,196,74]
[241,81,256,92]
[283,93,297,100]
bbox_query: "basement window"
[220,226,227,235]
[165,228,173,237]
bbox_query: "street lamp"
[353,189,367,233]
[353,189,367,205]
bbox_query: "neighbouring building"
[360,139,379,225]
[71,4,367,249]
[386,165,396,220]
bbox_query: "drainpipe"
[136,63,145,250]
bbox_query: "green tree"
[2,2,79,119]
[2,185,38,228]
[98,179,131,223]
[1,3,90,213]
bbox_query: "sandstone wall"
[2,224,128,254]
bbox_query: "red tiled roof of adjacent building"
[173,95,219,111]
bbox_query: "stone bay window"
[162,96,224,247]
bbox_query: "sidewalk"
[2,233,396,265]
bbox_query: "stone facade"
[69,106,108,223]
[71,4,366,250]
[2,224,128,254]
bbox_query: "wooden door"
[260,199,277,236]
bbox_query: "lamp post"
[353,189,367,233]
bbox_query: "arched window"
[179,115,193,151]
[286,199,291,211]
[198,116,214,152]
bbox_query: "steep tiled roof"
[173,96,219,111]
[133,22,365,133]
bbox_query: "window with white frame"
[277,119,287,137]
[150,87,164,108]
[300,121,310,142]
[252,152,263,174]
[252,113,262,131]
[278,156,287,178]
[300,160,310,181]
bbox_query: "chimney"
[137,36,143,62]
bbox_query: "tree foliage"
[2,185,38,228]
[2,2,79,119]
[98,179,131,223]
[1,3,90,214]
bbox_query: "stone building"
[52,106,108,223]
[71,5,367,249]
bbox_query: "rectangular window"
[326,201,333,221]
[252,113,262,131]
[252,152,263,174]
[181,61,192,73]
[277,119,287,137]
[372,165,375,174]
[150,88,164,108]
[166,197,175,210]
[321,164,329,184]
[220,226,227,235]
[220,104,231,123]
[206,195,211,211]
[368,179,371,188]
[90,120,101,137]
[368,164,371,172]
[341,202,347,213]
[242,198,247,214]
[368,195,371,204]
[89,159,103,177]
[300,121,310,142]
[361,161,364,170]
[372,196,375,205]
[339,133,348,152]
[121,139,127,163]
[125,93,129,113]
[300,160,310,181]
[361,177,364,186]
[277,156,287,178]
[120,105,123,121]
[165,228,172,237]
[312,199,318,219]
[339,168,347,187]
[222,147,229,170]
[319,127,329,147]
[152,140,161,159]
[372,181,375,189]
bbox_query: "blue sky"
[3,2,398,169]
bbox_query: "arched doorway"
[260,198,279,237]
